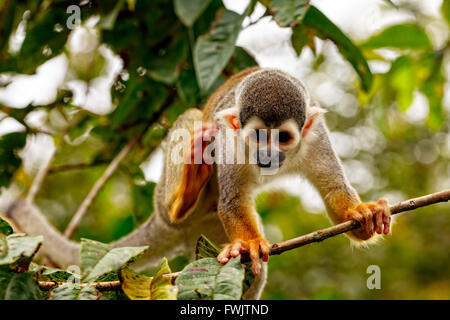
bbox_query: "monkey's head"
[216,69,325,171]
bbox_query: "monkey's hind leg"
[164,109,217,223]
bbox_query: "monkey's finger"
[349,207,370,238]
[249,241,261,276]
[360,205,374,237]
[230,241,242,257]
[378,198,391,235]
[348,209,365,227]
[239,241,249,253]
[217,246,232,264]
[373,205,384,234]
[383,216,391,234]
[382,214,391,235]
[260,241,271,262]
[251,260,261,277]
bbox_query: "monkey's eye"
[276,131,292,144]
[250,129,267,143]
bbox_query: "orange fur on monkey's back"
[202,67,261,121]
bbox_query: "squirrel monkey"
[5,67,391,300]
[164,67,390,291]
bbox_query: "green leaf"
[194,9,245,92]
[195,235,221,260]
[271,0,309,27]
[51,284,99,300]
[110,77,168,129]
[192,0,226,37]
[80,238,112,277]
[147,34,189,85]
[83,245,148,283]
[0,217,14,236]
[291,23,310,56]
[176,67,201,107]
[0,132,27,188]
[0,234,43,272]
[143,125,167,149]
[420,53,446,130]
[443,0,450,26]
[16,8,70,73]
[174,0,213,27]
[193,236,255,297]
[228,46,258,73]
[388,56,416,111]
[0,237,6,260]
[121,267,152,300]
[0,0,18,52]
[2,271,42,300]
[176,257,245,300]
[361,24,431,49]
[39,265,81,282]
[164,98,190,125]
[302,6,373,91]
[97,0,125,30]
[150,258,178,300]
[121,258,177,300]
[0,266,13,298]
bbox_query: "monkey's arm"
[215,163,270,276]
[300,117,391,242]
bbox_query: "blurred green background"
[0,0,449,299]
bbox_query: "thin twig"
[39,189,449,291]
[269,189,450,256]
[63,90,175,239]
[63,133,142,239]
[48,160,109,174]
[26,152,54,203]
[38,272,181,291]
[38,280,122,292]
[25,110,91,203]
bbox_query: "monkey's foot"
[217,237,271,276]
[344,198,391,240]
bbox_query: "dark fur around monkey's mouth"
[255,150,285,169]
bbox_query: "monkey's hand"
[217,237,271,276]
[344,198,391,241]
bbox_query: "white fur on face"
[241,117,303,152]
[275,119,300,151]
[241,116,267,146]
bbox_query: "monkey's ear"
[302,106,327,138]
[215,107,240,130]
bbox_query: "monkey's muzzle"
[255,149,285,169]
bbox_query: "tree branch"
[62,91,174,239]
[63,133,142,239]
[269,189,450,256]
[38,189,450,291]
[48,160,109,174]
[38,272,181,291]
[26,157,53,203]
[38,280,122,292]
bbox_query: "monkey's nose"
[255,150,285,169]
